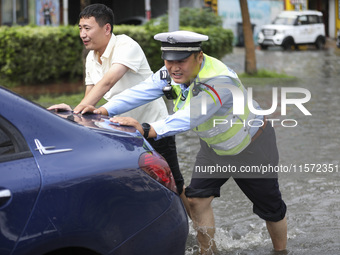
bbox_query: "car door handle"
[0,189,12,206]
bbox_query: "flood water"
[181,45,340,254]
[8,43,340,254]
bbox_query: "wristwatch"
[142,123,151,139]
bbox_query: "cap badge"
[167,36,177,44]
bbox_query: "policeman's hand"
[47,103,72,112]
[110,117,143,134]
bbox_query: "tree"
[239,0,257,75]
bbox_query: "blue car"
[0,87,188,255]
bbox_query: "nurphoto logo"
[199,80,311,128]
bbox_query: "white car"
[258,10,326,50]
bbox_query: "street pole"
[63,0,68,25]
[168,0,179,32]
[145,0,151,20]
[12,0,17,24]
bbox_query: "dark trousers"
[186,124,287,222]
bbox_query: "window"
[297,15,308,25]
[273,16,297,26]
[0,116,32,162]
[1,0,28,25]
[308,15,319,24]
[0,128,14,155]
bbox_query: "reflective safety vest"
[171,54,255,155]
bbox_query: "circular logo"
[167,36,177,44]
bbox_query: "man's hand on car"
[73,104,93,114]
[73,105,108,116]
[47,103,73,112]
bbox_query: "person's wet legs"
[266,216,287,251]
[188,196,217,255]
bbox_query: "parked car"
[337,29,340,48]
[257,10,326,50]
[0,87,188,255]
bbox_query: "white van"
[257,10,325,50]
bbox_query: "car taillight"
[138,151,178,194]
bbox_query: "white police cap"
[154,31,209,61]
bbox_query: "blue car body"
[0,87,188,255]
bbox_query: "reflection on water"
[182,46,340,254]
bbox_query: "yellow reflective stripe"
[195,115,233,138]
[209,127,249,149]
[195,114,229,132]
[200,121,244,145]
[196,103,250,133]
[196,106,254,155]
[173,84,193,112]
[202,88,216,105]
[212,135,251,156]
[173,85,183,112]
[198,54,234,79]
[172,54,253,155]
[173,54,234,112]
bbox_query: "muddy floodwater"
[8,42,340,255]
[181,45,340,255]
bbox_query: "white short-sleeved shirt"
[85,33,168,123]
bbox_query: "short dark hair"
[79,4,114,33]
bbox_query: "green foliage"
[145,7,223,28]
[180,7,223,27]
[238,69,297,87]
[0,10,233,86]
[0,25,83,87]
[34,93,85,108]
[238,69,295,78]
[113,25,233,72]
[35,92,107,108]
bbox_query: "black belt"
[251,117,267,142]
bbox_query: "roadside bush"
[0,13,233,87]
[115,25,233,72]
[145,7,223,28]
[117,7,231,71]
[0,25,83,87]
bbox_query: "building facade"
[0,0,339,39]
[0,0,200,26]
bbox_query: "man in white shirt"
[49,4,167,123]
[48,4,185,199]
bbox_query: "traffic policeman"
[81,30,288,255]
